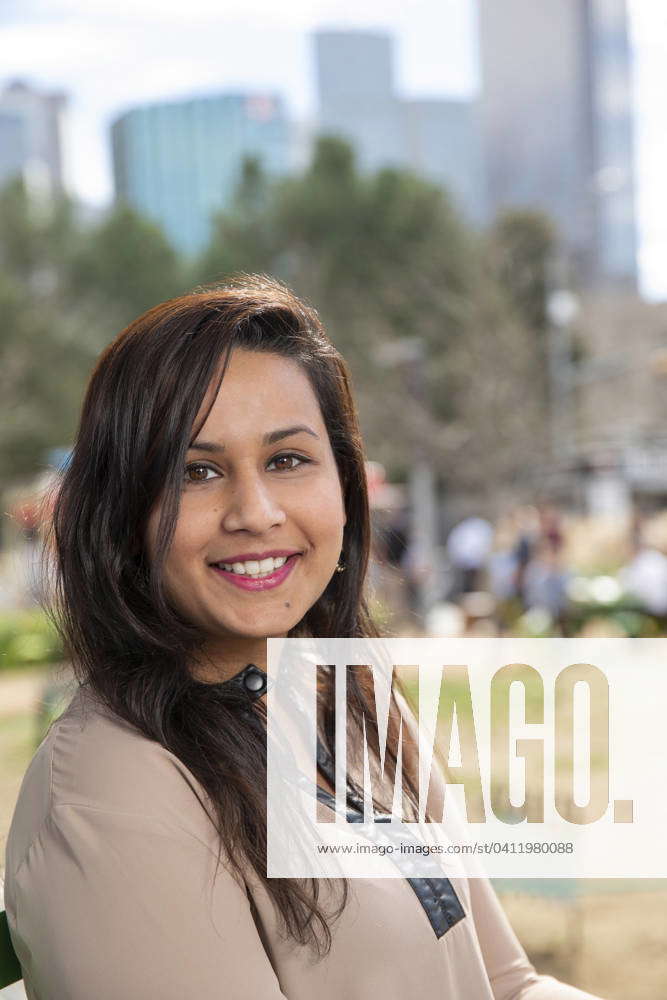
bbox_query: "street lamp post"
[375,337,440,620]
[546,282,579,466]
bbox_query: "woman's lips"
[210,554,299,591]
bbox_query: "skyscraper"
[314,30,404,172]
[478,0,637,287]
[0,80,67,193]
[313,29,484,222]
[401,99,485,224]
[111,92,292,255]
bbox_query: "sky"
[2,0,666,300]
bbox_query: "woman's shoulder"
[5,682,217,881]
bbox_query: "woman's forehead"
[193,349,326,441]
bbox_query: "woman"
[4,276,600,998]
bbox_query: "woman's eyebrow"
[189,424,320,453]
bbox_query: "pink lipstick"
[210,554,299,591]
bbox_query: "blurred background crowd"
[1,0,666,996]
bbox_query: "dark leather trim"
[315,744,466,940]
[406,877,465,939]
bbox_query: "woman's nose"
[221,473,286,534]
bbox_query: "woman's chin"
[207,616,300,643]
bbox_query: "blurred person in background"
[521,503,569,632]
[619,515,667,619]
[510,504,541,608]
[522,539,571,633]
[445,515,493,596]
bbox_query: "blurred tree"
[0,184,185,488]
[194,137,477,469]
[477,208,558,484]
[0,147,553,503]
[196,156,277,283]
[0,178,94,483]
[193,137,550,498]
[440,246,549,500]
[69,201,186,328]
[488,209,557,334]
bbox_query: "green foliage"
[0,179,96,480]
[0,180,186,485]
[193,136,487,477]
[0,143,553,499]
[488,208,557,334]
[0,609,63,670]
[196,156,277,282]
[69,201,187,328]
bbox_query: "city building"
[0,80,67,193]
[477,0,638,288]
[313,29,484,223]
[314,30,404,172]
[111,92,292,255]
[401,99,485,224]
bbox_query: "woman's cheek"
[309,473,346,525]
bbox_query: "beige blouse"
[4,684,601,999]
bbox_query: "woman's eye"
[268,453,308,472]
[184,463,218,484]
[184,455,308,481]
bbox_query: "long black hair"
[45,275,414,954]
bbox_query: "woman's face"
[146,349,347,644]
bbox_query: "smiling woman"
[2,276,602,999]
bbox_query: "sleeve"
[8,803,287,1000]
[467,875,603,1000]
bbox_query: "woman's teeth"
[216,556,289,578]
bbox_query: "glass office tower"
[111,92,291,255]
[478,0,637,287]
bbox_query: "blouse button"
[243,665,266,695]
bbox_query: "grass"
[0,609,63,673]
[499,884,667,998]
